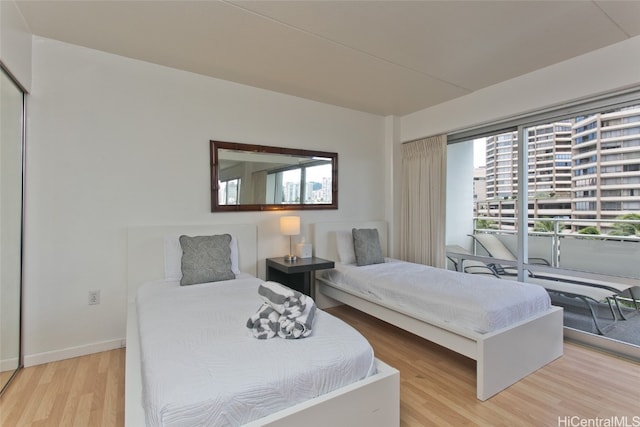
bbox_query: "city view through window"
[454,104,640,348]
[218,161,333,206]
[279,164,333,204]
[474,105,640,237]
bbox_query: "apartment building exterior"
[482,122,573,230]
[572,106,640,231]
[478,105,640,232]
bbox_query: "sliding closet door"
[0,67,25,394]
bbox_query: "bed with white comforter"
[136,275,376,427]
[321,259,551,334]
[313,220,563,401]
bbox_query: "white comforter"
[136,276,376,427]
[321,260,551,334]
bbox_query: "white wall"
[24,37,385,365]
[0,0,31,90]
[383,115,401,257]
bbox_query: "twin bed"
[313,221,564,401]
[125,221,563,426]
[125,224,399,427]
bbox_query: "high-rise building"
[473,167,487,206]
[572,106,640,231]
[480,106,640,232]
[483,122,573,229]
[485,132,517,200]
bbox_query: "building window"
[218,178,240,205]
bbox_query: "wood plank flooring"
[0,348,124,427]
[1,305,638,426]
[328,305,640,427]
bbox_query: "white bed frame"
[125,224,399,427]
[312,221,564,401]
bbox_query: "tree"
[475,218,497,230]
[609,213,640,236]
[533,219,564,233]
[578,226,600,235]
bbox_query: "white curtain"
[400,135,447,268]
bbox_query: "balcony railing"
[473,216,639,276]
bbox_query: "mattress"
[136,275,376,426]
[320,259,551,334]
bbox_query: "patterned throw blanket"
[246,281,316,339]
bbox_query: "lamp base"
[284,254,298,262]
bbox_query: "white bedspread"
[136,276,376,426]
[320,260,551,334]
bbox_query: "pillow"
[336,230,356,264]
[164,234,240,280]
[352,228,384,266]
[179,234,236,286]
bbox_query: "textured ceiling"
[16,0,640,116]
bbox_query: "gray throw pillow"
[179,234,235,286]
[352,228,384,266]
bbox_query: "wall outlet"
[88,290,101,305]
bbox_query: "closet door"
[0,67,25,394]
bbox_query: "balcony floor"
[551,294,640,346]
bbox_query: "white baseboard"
[24,338,125,367]
[1,357,19,372]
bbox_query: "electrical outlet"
[88,290,101,305]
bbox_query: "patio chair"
[446,245,500,276]
[468,233,550,275]
[452,242,622,335]
[468,232,638,316]
[532,271,639,312]
[523,276,619,335]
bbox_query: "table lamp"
[280,216,300,262]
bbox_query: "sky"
[474,138,486,168]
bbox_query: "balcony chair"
[468,233,550,275]
[449,242,621,335]
[445,245,500,276]
[524,276,619,335]
[469,233,639,312]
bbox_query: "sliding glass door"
[446,100,640,356]
[0,66,25,394]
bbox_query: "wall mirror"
[211,140,338,212]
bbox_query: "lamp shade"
[280,216,300,236]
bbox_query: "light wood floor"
[0,348,124,427]
[1,306,639,426]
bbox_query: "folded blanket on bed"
[248,281,317,339]
[246,303,280,339]
[258,281,305,314]
[278,299,316,339]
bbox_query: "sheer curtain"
[400,135,447,267]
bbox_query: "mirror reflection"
[211,141,338,212]
[0,67,24,394]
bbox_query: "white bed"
[312,221,564,401]
[125,224,399,427]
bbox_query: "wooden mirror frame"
[211,140,338,212]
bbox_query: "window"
[266,162,333,205]
[304,163,333,204]
[218,178,240,205]
[446,99,640,354]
